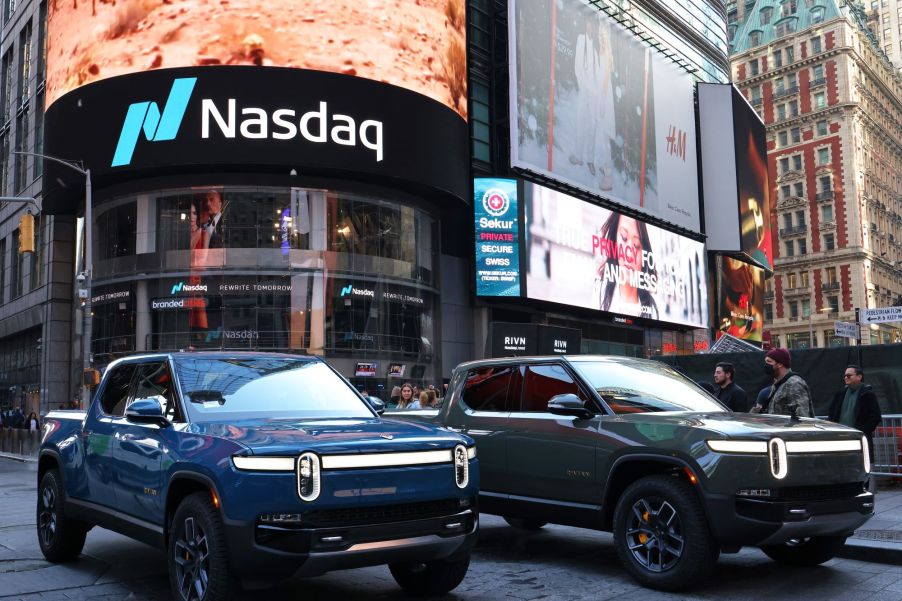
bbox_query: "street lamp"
[11,151,93,382]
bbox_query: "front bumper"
[223,505,478,584]
[704,487,874,547]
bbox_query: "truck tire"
[37,469,89,562]
[612,475,719,591]
[168,493,237,601]
[760,536,847,566]
[503,517,547,530]
[389,553,471,595]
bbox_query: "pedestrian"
[397,383,416,410]
[750,385,772,414]
[696,380,717,395]
[421,389,438,409]
[12,407,24,429]
[828,365,882,482]
[408,392,423,410]
[389,386,401,409]
[26,412,40,432]
[712,362,749,412]
[761,348,814,418]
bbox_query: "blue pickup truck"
[37,352,478,600]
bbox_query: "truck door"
[82,363,137,508]
[112,361,178,521]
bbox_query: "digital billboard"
[524,182,708,329]
[698,84,773,270]
[46,0,467,118]
[509,0,700,232]
[474,178,520,297]
[717,257,764,344]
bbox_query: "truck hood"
[186,417,471,455]
[611,412,863,441]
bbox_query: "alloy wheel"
[173,516,210,601]
[625,496,685,572]
[37,485,57,549]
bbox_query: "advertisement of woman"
[525,182,707,329]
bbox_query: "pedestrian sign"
[858,306,902,325]
[833,320,858,339]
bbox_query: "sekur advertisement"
[524,182,708,329]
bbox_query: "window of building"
[2,0,14,25]
[462,366,515,412]
[821,204,833,221]
[824,233,835,250]
[775,18,798,36]
[801,298,811,317]
[787,273,797,288]
[789,300,799,318]
[777,103,787,120]
[765,303,774,321]
[29,214,41,291]
[789,99,799,117]
[783,213,793,229]
[760,6,774,25]
[812,64,825,81]
[785,46,795,63]
[773,49,783,68]
[14,110,28,193]
[794,182,804,197]
[814,91,826,109]
[774,78,785,95]
[798,238,807,254]
[791,127,801,143]
[779,157,789,173]
[10,228,21,298]
[778,130,788,147]
[795,209,805,226]
[749,33,762,49]
[750,85,762,101]
[780,0,797,17]
[820,175,832,191]
[14,20,31,192]
[792,154,802,170]
[785,241,795,256]
[828,295,839,313]
[17,22,31,104]
[811,36,822,54]
[826,266,837,284]
[810,7,824,23]
[470,81,490,163]
[0,238,5,305]
[800,271,809,287]
[816,119,828,135]
[781,184,791,198]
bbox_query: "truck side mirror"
[126,396,171,427]
[548,393,593,420]
[367,397,386,415]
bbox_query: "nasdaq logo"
[112,78,198,167]
[340,284,353,297]
[171,281,208,295]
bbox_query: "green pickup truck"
[390,355,874,591]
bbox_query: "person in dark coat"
[828,365,882,459]
[713,362,749,412]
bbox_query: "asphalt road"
[3,458,902,601]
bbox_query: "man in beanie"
[760,348,814,417]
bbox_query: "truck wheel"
[612,475,718,591]
[503,517,547,530]
[168,493,236,601]
[389,553,471,595]
[760,536,847,566]
[37,469,89,562]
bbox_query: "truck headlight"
[768,438,788,480]
[862,435,871,474]
[454,445,469,489]
[297,452,321,502]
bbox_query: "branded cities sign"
[474,178,520,297]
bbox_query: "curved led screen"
[46,0,467,118]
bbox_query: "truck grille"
[774,482,865,502]
[301,498,463,527]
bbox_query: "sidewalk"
[839,481,902,564]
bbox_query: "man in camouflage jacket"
[763,348,814,418]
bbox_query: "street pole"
[11,152,92,400]
[855,307,862,366]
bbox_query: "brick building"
[730,0,902,348]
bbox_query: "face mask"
[764,363,775,377]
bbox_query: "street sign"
[858,306,902,325]
[834,320,858,339]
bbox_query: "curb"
[837,537,902,565]
[0,452,38,463]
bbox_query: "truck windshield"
[174,357,374,421]
[570,359,728,414]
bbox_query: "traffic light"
[18,213,35,254]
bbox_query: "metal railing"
[873,415,902,477]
